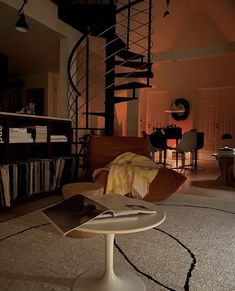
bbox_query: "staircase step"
[115,60,151,70]
[114,71,153,78]
[113,97,137,104]
[114,82,151,90]
[109,35,145,61]
[116,50,144,61]
[110,34,128,49]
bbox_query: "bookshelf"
[0,112,75,208]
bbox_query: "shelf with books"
[0,112,74,209]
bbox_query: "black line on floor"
[0,223,50,242]
[154,228,196,291]
[114,238,176,291]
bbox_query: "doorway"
[195,87,235,155]
[138,89,170,135]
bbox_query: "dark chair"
[195,132,204,170]
[142,130,166,165]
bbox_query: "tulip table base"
[73,233,145,291]
[72,200,166,291]
[73,268,145,291]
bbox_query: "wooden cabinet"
[0,112,75,208]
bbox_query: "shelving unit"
[0,112,75,209]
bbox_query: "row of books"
[0,157,76,208]
[9,128,34,143]
[50,135,68,142]
[9,126,48,143]
[7,126,68,144]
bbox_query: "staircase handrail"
[67,0,144,96]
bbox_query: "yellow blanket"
[93,152,159,199]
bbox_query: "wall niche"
[0,54,23,113]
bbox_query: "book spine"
[0,157,77,206]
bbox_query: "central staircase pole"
[105,20,116,136]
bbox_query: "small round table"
[72,205,166,291]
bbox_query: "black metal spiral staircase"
[54,0,154,165]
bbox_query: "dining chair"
[169,130,197,172]
[142,131,166,166]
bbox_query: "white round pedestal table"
[72,205,166,291]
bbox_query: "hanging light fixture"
[164,101,185,113]
[220,133,233,151]
[15,0,28,32]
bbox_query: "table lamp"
[220,133,233,151]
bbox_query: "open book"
[42,193,157,236]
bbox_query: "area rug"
[0,193,234,291]
[191,180,235,192]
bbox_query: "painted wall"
[2,0,235,133]
[132,0,235,138]
[1,0,81,118]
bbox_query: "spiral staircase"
[53,0,154,169]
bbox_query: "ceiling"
[0,1,64,75]
[153,0,235,59]
[1,0,235,75]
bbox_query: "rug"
[191,180,235,191]
[0,193,234,291]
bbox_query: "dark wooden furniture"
[0,112,73,208]
[213,153,235,187]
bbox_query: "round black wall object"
[171,98,190,121]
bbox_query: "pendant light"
[15,0,29,32]
[164,101,185,113]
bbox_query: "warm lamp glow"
[164,102,185,113]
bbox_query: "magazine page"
[42,194,158,236]
[83,193,157,217]
[42,194,109,236]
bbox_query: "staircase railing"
[67,0,154,154]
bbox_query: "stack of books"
[35,126,48,142]
[50,135,68,142]
[9,128,33,143]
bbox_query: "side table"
[213,153,235,187]
[72,203,166,291]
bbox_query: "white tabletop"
[79,208,166,235]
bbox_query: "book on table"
[42,193,157,236]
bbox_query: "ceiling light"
[15,0,28,32]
